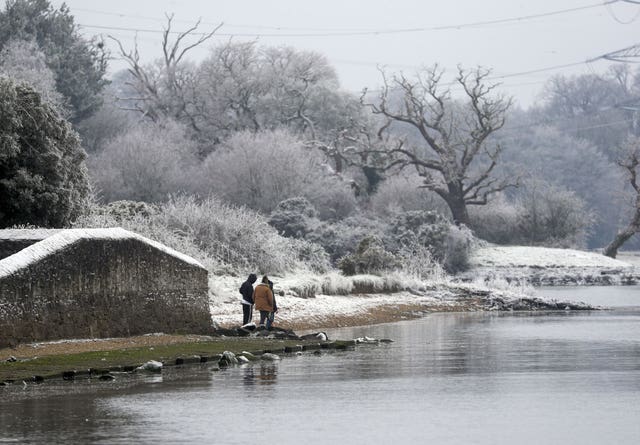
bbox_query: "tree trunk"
[603,225,638,258]
[445,183,470,226]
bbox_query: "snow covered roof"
[0,229,62,241]
[0,228,205,278]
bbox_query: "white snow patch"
[469,245,632,269]
[0,228,205,278]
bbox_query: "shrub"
[387,210,450,261]
[443,225,474,273]
[397,244,445,281]
[338,236,400,276]
[370,172,448,217]
[468,196,521,245]
[516,180,593,248]
[76,195,329,275]
[269,197,318,238]
[307,215,387,262]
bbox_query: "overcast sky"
[52,0,639,107]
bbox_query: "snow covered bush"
[397,244,445,281]
[307,215,387,262]
[321,272,354,295]
[468,197,521,245]
[290,238,330,273]
[387,211,449,261]
[74,203,221,272]
[158,195,299,274]
[516,180,593,248]
[370,173,448,217]
[338,236,401,276]
[268,197,319,238]
[443,225,474,273]
[76,195,328,275]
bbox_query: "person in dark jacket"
[240,273,257,325]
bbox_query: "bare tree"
[109,15,221,130]
[362,65,514,226]
[604,137,640,258]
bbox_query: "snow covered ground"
[469,245,632,269]
[461,245,638,285]
[209,245,633,328]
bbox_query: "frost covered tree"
[497,124,620,247]
[89,119,199,203]
[540,67,638,157]
[363,65,513,226]
[199,129,356,217]
[604,137,640,258]
[0,77,89,227]
[0,0,108,122]
[110,14,220,132]
[0,38,64,109]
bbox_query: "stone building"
[0,228,210,348]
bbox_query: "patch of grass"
[0,338,304,382]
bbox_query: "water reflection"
[243,363,279,388]
[2,287,640,444]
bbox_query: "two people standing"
[240,274,278,329]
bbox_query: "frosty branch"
[361,65,514,226]
[109,15,222,129]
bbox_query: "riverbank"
[0,334,359,383]
[209,278,596,330]
[0,284,595,383]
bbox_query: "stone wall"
[0,229,210,347]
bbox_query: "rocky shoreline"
[457,267,640,286]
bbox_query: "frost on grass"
[462,245,637,285]
[470,245,632,269]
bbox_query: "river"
[1,286,639,444]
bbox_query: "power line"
[74,1,619,38]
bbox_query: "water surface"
[1,286,639,444]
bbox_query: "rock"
[237,356,250,364]
[6,356,17,363]
[300,332,328,341]
[218,351,238,367]
[136,360,163,373]
[62,371,76,380]
[354,336,379,344]
[98,374,115,381]
[236,327,251,337]
[261,353,281,361]
[240,351,257,360]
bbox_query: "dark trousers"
[242,304,253,325]
[259,310,271,327]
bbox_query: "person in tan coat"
[253,275,274,327]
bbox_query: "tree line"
[2,0,640,262]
